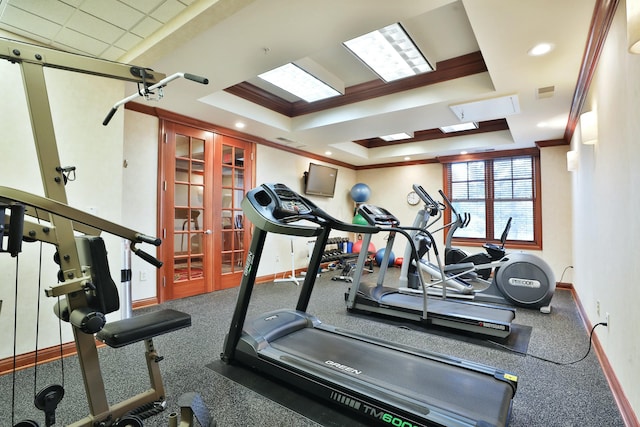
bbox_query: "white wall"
[255,145,356,277]
[355,163,443,258]
[122,110,161,300]
[571,0,640,415]
[539,146,574,283]
[351,154,572,285]
[0,58,126,358]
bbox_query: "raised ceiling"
[0,0,597,166]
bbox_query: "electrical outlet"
[596,300,600,316]
[140,271,147,281]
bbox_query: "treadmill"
[345,188,516,339]
[221,183,517,427]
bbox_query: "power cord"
[558,265,574,283]
[490,322,607,366]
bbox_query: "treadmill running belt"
[261,325,514,426]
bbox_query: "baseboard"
[0,301,158,376]
[0,341,102,375]
[256,268,309,285]
[132,296,159,309]
[568,285,640,427]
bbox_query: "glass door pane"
[174,133,205,285]
[221,144,245,275]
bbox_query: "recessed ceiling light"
[380,132,413,141]
[528,42,554,56]
[460,151,468,155]
[440,122,478,133]
[258,63,341,102]
[344,23,433,82]
[235,122,246,129]
[325,151,332,155]
[404,156,411,161]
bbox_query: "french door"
[159,121,253,301]
[216,135,252,290]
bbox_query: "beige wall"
[570,0,640,415]
[255,145,357,277]
[0,59,126,358]
[122,110,161,300]
[355,163,443,256]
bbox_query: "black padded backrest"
[76,236,120,315]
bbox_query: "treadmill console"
[254,183,314,221]
[357,204,399,227]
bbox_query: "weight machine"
[0,37,213,426]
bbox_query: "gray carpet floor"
[1,267,625,426]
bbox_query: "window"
[442,149,542,249]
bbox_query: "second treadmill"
[345,197,516,339]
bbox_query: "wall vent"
[536,86,555,99]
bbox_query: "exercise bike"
[399,185,556,313]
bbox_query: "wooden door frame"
[158,121,215,301]
[155,113,255,302]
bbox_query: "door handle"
[204,229,212,234]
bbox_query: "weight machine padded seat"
[96,309,191,348]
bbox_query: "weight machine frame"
[0,37,202,426]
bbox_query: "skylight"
[257,63,341,103]
[440,122,479,133]
[440,122,478,133]
[380,132,413,141]
[344,23,433,82]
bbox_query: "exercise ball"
[352,240,376,254]
[352,213,369,225]
[350,183,371,203]
[375,248,395,267]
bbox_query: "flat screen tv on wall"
[304,163,338,197]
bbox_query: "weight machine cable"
[10,208,66,426]
[11,252,19,426]
[33,240,42,398]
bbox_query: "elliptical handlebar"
[412,184,441,216]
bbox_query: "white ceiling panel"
[80,0,145,29]
[1,5,62,40]
[131,16,163,38]
[56,27,109,55]
[67,10,125,44]
[151,0,186,23]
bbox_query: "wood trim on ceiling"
[224,51,487,118]
[354,119,509,149]
[564,0,619,143]
[437,146,540,164]
[125,102,356,170]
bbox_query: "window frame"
[440,148,542,250]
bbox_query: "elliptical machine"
[400,185,556,314]
[442,188,512,281]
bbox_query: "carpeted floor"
[1,266,625,426]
